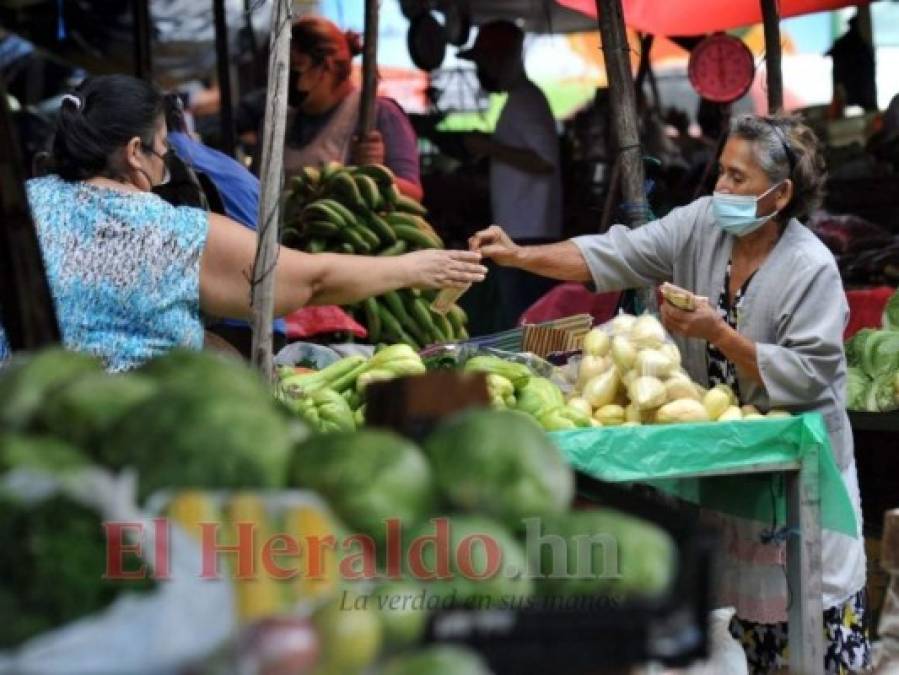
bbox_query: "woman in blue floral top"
[0,75,486,372]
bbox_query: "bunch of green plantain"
[281,161,469,348]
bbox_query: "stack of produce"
[845,288,899,412]
[462,355,593,431]
[1,348,678,674]
[282,162,468,346]
[275,344,426,430]
[568,313,790,425]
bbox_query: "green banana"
[302,200,349,228]
[352,221,381,250]
[382,183,400,209]
[355,164,395,190]
[304,220,341,238]
[328,171,367,211]
[446,303,464,335]
[365,212,398,246]
[307,238,327,253]
[363,297,382,343]
[339,243,356,255]
[448,303,468,325]
[320,160,343,183]
[434,311,454,343]
[383,291,429,346]
[377,240,407,256]
[354,174,383,210]
[408,297,439,339]
[376,303,420,348]
[394,194,428,216]
[337,227,371,253]
[391,224,442,250]
[320,198,358,228]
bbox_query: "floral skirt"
[729,589,871,674]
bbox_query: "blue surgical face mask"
[712,182,783,237]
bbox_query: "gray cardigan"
[572,196,853,471]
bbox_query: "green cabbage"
[844,329,875,369]
[290,430,434,544]
[861,330,899,379]
[423,409,573,531]
[846,367,871,411]
[405,515,533,604]
[883,288,899,331]
[865,372,899,412]
[537,508,676,600]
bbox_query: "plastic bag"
[0,469,235,675]
[680,607,748,675]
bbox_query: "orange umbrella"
[556,0,869,36]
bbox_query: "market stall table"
[552,413,858,675]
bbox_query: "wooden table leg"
[787,454,824,674]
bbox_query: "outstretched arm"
[200,213,486,319]
[468,225,591,282]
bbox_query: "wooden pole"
[250,0,292,379]
[358,0,380,136]
[132,0,153,80]
[761,0,784,113]
[596,0,647,228]
[596,0,656,312]
[0,79,60,350]
[213,0,237,158]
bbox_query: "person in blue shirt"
[0,74,486,371]
[160,94,287,356]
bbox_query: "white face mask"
[711,182,782,237]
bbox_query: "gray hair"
[728,113,826,222]
[729,114,791,184]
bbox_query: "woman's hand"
[401,249,487,289]
[351,130,386,166]
[660,298,726,343]
[468,225,521,267]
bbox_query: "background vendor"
[470,113,868,674]
[284,15,422,201]
[460,21,562,330]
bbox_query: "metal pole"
[132,0,153,80]
[214,0,237,157]
[250,0,292,378]
[358,0,380,136]
[596,0,655,311]
[0,80,61,350]
[761,0,784,113]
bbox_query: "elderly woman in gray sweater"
[470,113,868,674]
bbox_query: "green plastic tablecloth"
[551,412,858,538]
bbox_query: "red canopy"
[556,0,869,36]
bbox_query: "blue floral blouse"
[0,175,209,372]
